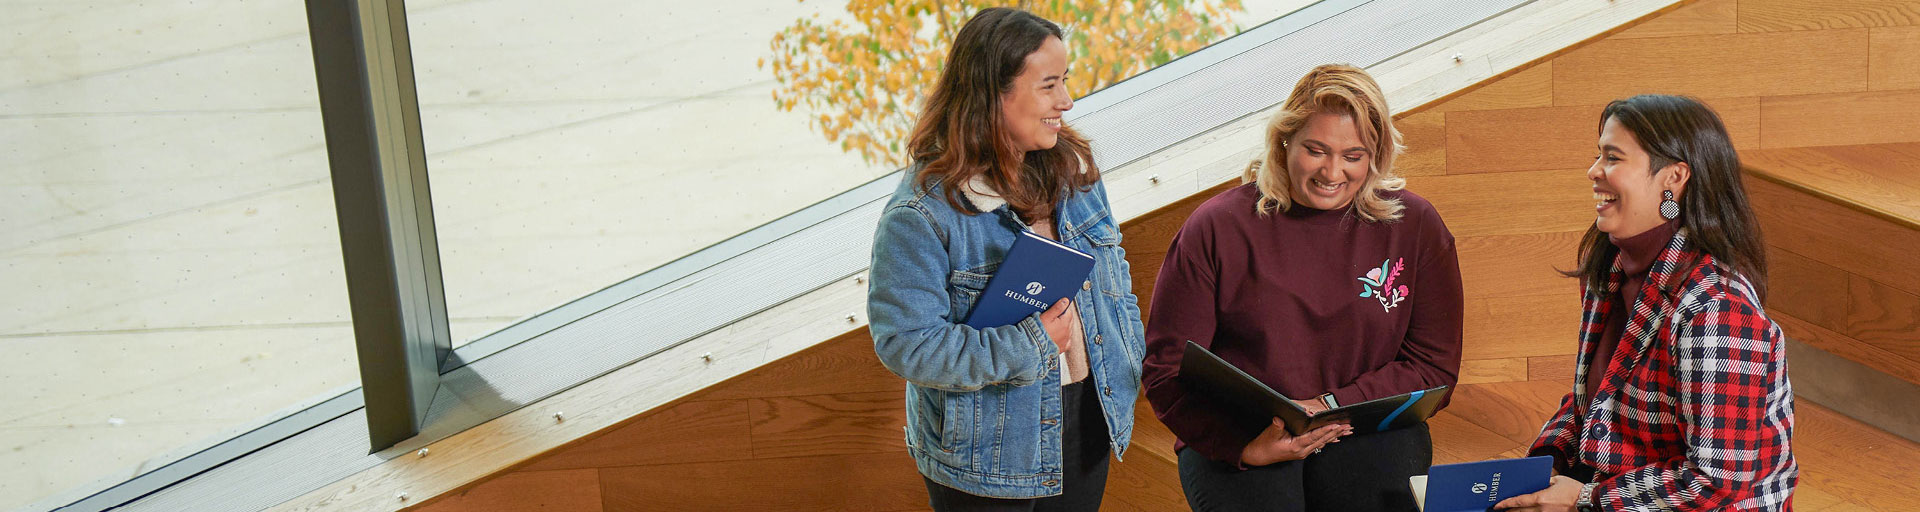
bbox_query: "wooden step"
[1745,143,1920,233]
[1739,143,1920,445]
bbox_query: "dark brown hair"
[1565,95,1767,297]
[907,7,1097,222]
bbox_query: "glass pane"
[412,1,1311,347]
[0,2,355,509]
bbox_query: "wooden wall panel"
[1462,294,1581,360]
[1445,98,1761,175]
[749,391,905,459]
[1870,26,1920,90]
[1444,105,1596,174]
[1396,111,1449,177]
[412,469,602,512]
[1611,0,1738,39]
[1843,273,1920,363]
[597,452,927,512]
[1759,89,1920,148]
[1749,177,1920,295]
[690,330,897,402]
[1776,312,1920,387]
[1409,169,1596,237]
[1736,0,1920,32]
[518,399,752,472]
[1440,98,1758,174]
[1552,30,1869,106]
[1527,355,1577,382]
[1456,230,1582,300]
[1765,247,1854,333]
[1698,96,1760,149]
[1423,63,1554,114]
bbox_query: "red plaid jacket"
[1529,230,1797,511]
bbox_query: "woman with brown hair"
[1142,63,1465,510]
[1496,95,1797,511]
[866,7,1144,511]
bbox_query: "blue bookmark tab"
[1377,389,1426,431]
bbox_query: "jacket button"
[1094,335,1103,345]
[1064,221,1073,232]
[1104,387,1112,396]
[1082,280,1091,291]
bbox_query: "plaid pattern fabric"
[1530,230,1797,511]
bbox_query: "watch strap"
[1576,481,1600,511]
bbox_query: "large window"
[0,3,353,509]
[8,1,1315,509]
[407,0,1290,345]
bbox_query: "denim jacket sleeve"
[867,202,1058,392]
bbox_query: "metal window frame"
[306,0,452,453]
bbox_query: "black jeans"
[923,380,1112,512]
[1178,422,1431,512]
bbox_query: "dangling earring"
[1660,190,1680,220]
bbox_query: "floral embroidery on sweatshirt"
[1357,257,1410,312]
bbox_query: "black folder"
[1180,340,1450,436]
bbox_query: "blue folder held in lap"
[1413,455,1553,512]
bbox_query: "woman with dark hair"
[1496,95,1797,511]
[1143,63,1464,511]
[866,7,1143,511]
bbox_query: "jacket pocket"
[947,267,993,322]
[909,386,973,467]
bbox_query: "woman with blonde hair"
[1142,63,1464,510]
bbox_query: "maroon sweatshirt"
[1142,184,1465,465]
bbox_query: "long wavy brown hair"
[1563,95,1768,298]
[907,7,1097,223]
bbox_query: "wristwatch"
[1316,392,1339,409]
[1575,481,1599,512]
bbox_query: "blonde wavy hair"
[1243,63,1406,222]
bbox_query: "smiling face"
[1590,116,1688,239]
[1286,111,1372,210]
[999,36,1073,153]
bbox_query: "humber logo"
[1025,282,1046,295]
[1472,483,1488,494]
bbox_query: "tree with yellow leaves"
[763,1,1244,167]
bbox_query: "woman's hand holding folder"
[1239,418,1352,466]
[1040,298,1074,352]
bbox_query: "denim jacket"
[867,165,1146,498]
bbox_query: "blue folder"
[1421,455,1553,512]
[961,230,1095,329]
